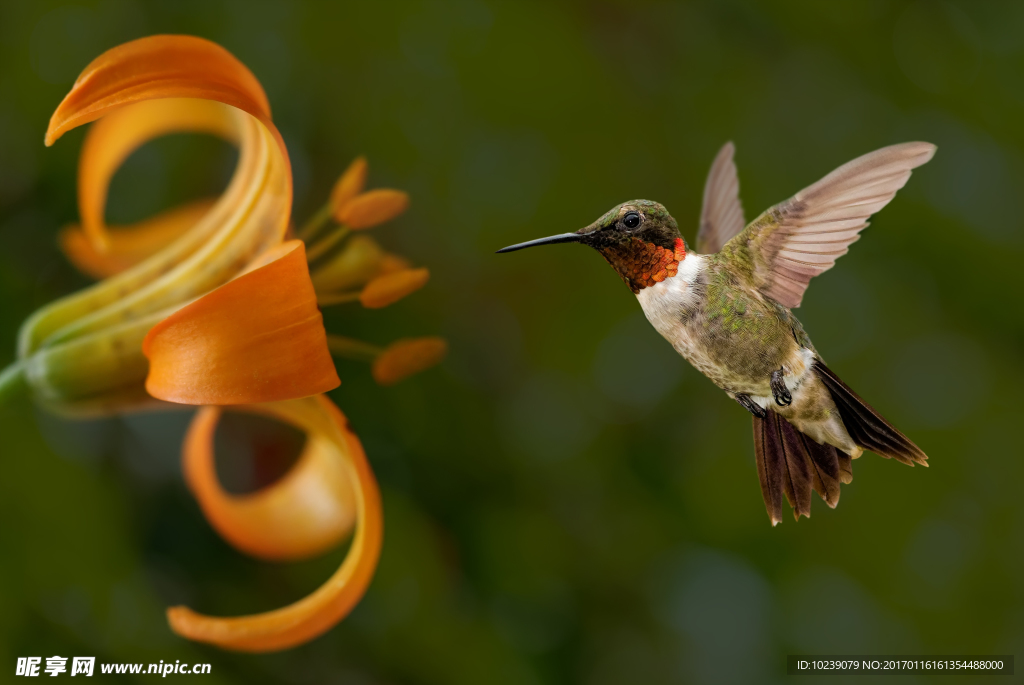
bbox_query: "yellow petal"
[182,405,356,561]
[359,267,430,309]
[60,199,216,279]
[334,189,409,229]
[143,240,340,405]
[328,156,367,216]
[167,394,383,652]
[372,337,448,385]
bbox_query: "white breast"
[635,253,705,346]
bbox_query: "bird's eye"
[623,211,641,229]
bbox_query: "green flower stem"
[296,203,334,242]
[317,291,362,307]
[305,225,351,263]
[0,361,27,404]
[325,335,381,362]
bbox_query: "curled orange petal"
[329,156,367,216]
[372,337,448,385]
[168,394,382,652]
[334,189,409,229]
[143,240,340,405]
[47,35,272,148]
[183,406,356,561]
[76,97,238,253]
[60,199,216,279]
[359,267,430,309]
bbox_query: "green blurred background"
[1,0,1022,682]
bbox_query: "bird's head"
[497,200,687,293]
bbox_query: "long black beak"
[495,232,581,253]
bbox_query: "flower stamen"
[326,334,446,384]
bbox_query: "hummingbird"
[498,141,935,524]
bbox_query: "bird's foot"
[771,368,792,406]
[736,393,767,418]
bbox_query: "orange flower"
[11,35,332,412]
[0,34,445,652]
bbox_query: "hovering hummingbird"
[498,142,936,524]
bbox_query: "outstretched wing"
[696,141,746,254]
[721,141,936,308]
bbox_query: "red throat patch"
[673,237,686,261]
[599,237,687,294]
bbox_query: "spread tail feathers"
[752,361,927,525]
[813,360,928,467]
[753,412,852,524]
